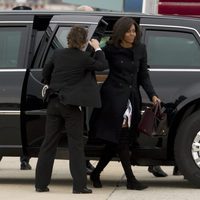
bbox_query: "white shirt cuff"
[95,48,102,52]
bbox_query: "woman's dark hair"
[108,17,141,47]
[67,26,88,49]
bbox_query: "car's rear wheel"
[174,110,200,187]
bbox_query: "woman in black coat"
[90,17,161,190]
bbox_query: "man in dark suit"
[35,26,108,194]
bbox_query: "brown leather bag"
[138,103,167,136]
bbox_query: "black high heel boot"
[90,171,102,188]
[90,143,116,188]
[117,132,148,190]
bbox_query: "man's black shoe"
[35,187,49,192]
[86,167,93,175]
[20,162,32,170]
[73,187,92,194]
[86,161,95,175]
[148,166,168,177]
[127,180,148,190]
[173,166,182,175]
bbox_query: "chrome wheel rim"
[192,131,200,168]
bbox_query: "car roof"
[0,10,200,30]
[0,10,199,20]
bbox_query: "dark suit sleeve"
[42,52,55,84]
[138,44,157,100]
[85,50,108,71]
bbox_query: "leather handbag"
[138,103,167,136]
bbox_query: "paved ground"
[0,157,200,200]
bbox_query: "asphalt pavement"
[0,157,200,200]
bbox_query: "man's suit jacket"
[42,48,108,107]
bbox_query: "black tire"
[174,110,200,187]
[0,156,2,161]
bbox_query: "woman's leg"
[118,128,148,190]
[90,142,116,188]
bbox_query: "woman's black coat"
[89,42,157,144]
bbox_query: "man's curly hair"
[67,26,88,49]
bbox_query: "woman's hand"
[152,96,161,105]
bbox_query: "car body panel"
[0,16,33,152]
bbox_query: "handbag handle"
[154,102,165,120]
[153,103,159,115]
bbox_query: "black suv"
[0,10,200,187]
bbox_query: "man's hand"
[88,39,101,51]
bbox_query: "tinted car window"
[44,26,90,66]
[146,30,200,68]
[0,27,26,69]
[44,26,72,66]
[51,27,70,49]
